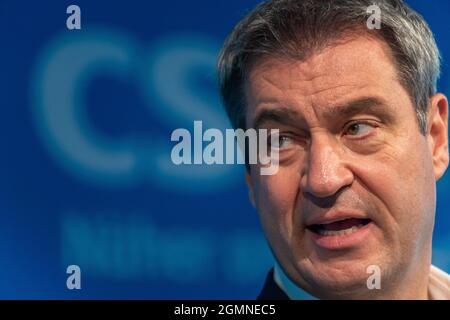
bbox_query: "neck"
[372,260,431,300]
[371,247,432,300]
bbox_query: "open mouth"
[306,218,372,237]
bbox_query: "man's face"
[245,35,448,298]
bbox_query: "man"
[218,0,450,299]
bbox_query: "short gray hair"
[217,0,440,134]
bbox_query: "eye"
[278,135,294,148]
[267,134,295,150]
[344,122,376,137]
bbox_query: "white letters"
[66,5,81,30]
[366,5,381,30]
[66,264,81,289]
[170,121,279,175]
[366,265,381,289]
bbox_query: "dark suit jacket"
[257,268,290,300]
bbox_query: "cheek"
[252,168,301,239]
[398,139,437,239]
[353,137,436,243]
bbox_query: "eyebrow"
[252,107,302,129]
[323,97,388,119]
[251,97,391,129]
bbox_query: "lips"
[305,215,374,250]
[307,218,372,236]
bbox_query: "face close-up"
[244,34,449,299]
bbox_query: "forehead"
[245,35,407,124]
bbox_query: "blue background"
[0,0,448,299]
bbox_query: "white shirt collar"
[273,262,317,300]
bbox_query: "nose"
[300,135,354,199]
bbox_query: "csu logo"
[31,29,239,191]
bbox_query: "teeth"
[317,224,363,236]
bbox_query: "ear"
[427,93,449,181]
[245,171,256,208]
